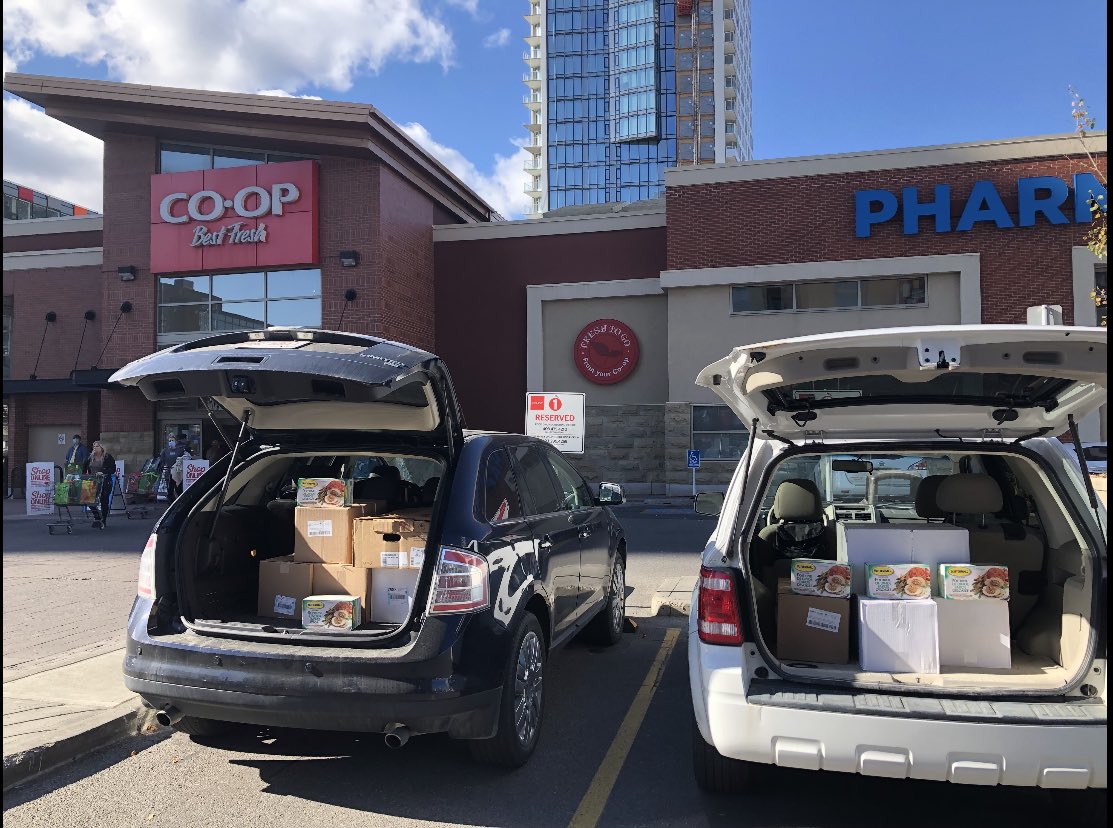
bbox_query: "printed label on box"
[387,587,408,602]
[380,552,402,568]
[273,594,297,616]
[410,547,425,568]
[307,520,333,538]
[939,564,1010,600]
[805,607,842,633]
[867,563,932,599]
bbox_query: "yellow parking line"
[567,627,681,828]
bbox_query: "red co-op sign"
[150,160,319,274]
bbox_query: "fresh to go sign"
[150,159,318,274]
[855,173,1106,238]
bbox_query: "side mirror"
[598,481,625,505]
[694,491,724,517]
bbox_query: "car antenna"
[208,409,253,544]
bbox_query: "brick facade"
[667,153,1108,324]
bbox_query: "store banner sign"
[525,392,586,454]
[26,462,55,516]
[150,160,319,273]
[855,172,1106,238]
[182,459,209,490]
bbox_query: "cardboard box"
[788,559,853,598]
[293,504,374,565]
[354,510,431,569]
[258,555,314,620]
[295,477,352,507]
[933,598,1012,668]
[837,524,914,595]
[371,568,420,624]
[301,595,361,631]
[939,564,1010,600]
[866,563,933,599]
[837,523,969,595]
[858,598,939,674]
[313,563,374,622]
[776,581,851,664]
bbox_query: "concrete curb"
[650,576,696,618]
[2,700,156,792]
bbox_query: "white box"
[910,526,969,593]
[858,598,940,674]
[837,524,914,595]
[933,599,1012,668]
[370,568,420,624]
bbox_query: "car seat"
[936,473,1045,633]
[750,479,831,590]
[914,475,949,521]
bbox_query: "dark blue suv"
[114,329,627,767]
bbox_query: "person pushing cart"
[82,440,116,529]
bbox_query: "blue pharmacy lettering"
[902,185,952,235]
[1017,177,1070,227]
[955,181,1014,232]
[855,189,899,238]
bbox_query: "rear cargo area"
[175,449,444,640]
[747,448,1102,695]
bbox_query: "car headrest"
[936,473,1004,515]
[914,475,948,519]
[772,479,823,522]
[374,465,402,483]
[420,477,440,505]
[353,474,400,504]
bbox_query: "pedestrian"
[82,440,116,528]
[158,433,189,502]
[205,439,224,464]
[65,434,89,473]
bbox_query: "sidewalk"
[2,650,153,791]
[3,497,159,790]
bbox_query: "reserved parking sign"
[525,392,585,454]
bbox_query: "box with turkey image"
[788,560,853,598]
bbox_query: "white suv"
[687,326,1107,816]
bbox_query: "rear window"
[513,446,564,515]
[1083,445,1107,462]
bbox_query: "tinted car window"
[545,450,594,510]
[483,448,524,523]
[513,445,564,515]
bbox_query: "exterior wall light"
[118,265,137,281]
[339,251,360,268]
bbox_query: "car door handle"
[578,527,592,539]
[538,536,553,550]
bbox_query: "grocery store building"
[3,74,1107,494]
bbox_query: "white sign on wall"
[182,459,209,490]
[115,460,125,481]
[26,462,55,516]
[525,392,586,454]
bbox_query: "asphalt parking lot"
[1,504,1093,827]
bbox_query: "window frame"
[730,275,930,316]
[691,404,749,462]
[157,141,315,173]
[156,268,323,340]
[511,444,567,517]
[542,447,595,511]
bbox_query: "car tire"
[469,613,546,769]
[173,716,231,738]
[583,553,626,646]
[692,715,756,793]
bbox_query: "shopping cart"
[47,473,103,534]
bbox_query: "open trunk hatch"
[109,329,465,453]
[696,325,1107,441]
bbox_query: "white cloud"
[445,0,480,16]
[483,28,511,48]
[400,122,532,219]
[255,89,324,100]
[2,96,104,211]
[2,0,456,92]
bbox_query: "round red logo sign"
[573,319,640,385]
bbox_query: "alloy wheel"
[611,560,626,634]
[513,631,543,746]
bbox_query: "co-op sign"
[855,172,1106,238]
[150,160,319,273]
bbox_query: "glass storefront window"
[158,275,208,304]
[159,143,313,173]
[732,276,931,314]
[795,280,859,310]
[160,144,211,173]
[732,284,794,312]
[157,269,323,336]
[159,305,210,334]
[692,405,748,461]
[266,298,322,328]
[213,150,265,168]
[212,301,265,331]
[267,269,322,298]
[212,272,265,303]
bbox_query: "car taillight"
[698,566,742,645]
[137,534,157,600]
[428,546,489,614]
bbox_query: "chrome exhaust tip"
[383,723,411,749]
[155,706,184,727]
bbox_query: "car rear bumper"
[126,675,501,738]
[690,633,1107,789]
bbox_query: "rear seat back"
[936,474,1045,633]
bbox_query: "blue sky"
[2,0,1107,218]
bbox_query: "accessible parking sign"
[525,392,585,454]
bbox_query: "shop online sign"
[27,462,55,516]
[855,173,1106,238]
[526,393,585,454]
[150,160,319,273]
[182,459,209,490]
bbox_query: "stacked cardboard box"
[353,508,431,623]
[776,579,851,665]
